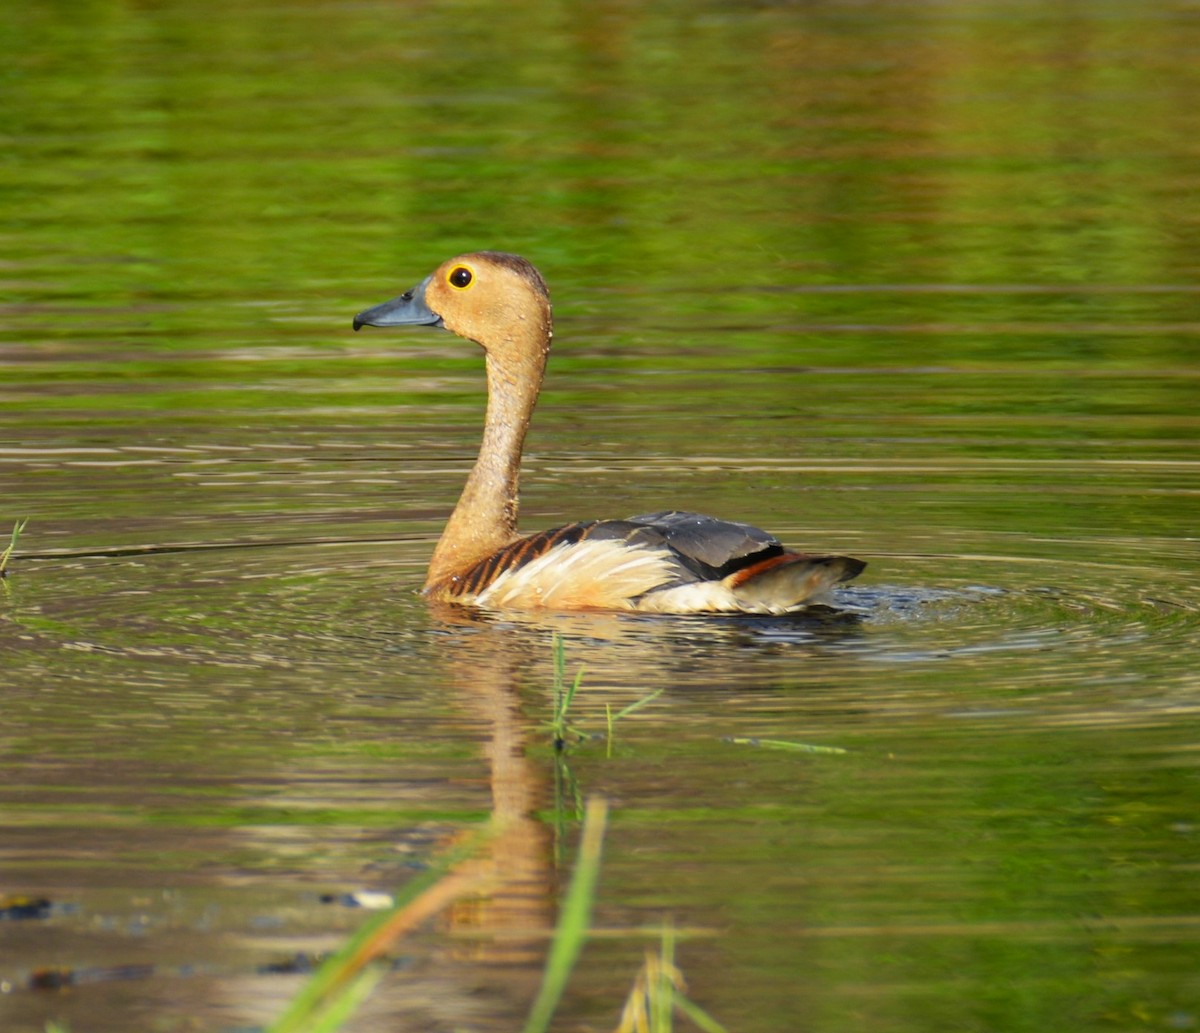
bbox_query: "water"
[3,1,1199,1031]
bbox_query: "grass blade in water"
[729,737,848,755]
[522,796,609,1033]
[0,519,28,578]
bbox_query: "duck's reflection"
[215,597,866,1030]
[436,614,554,972]
[427,597,867,966]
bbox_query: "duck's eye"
[448,266,473,289]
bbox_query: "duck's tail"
[724,552,866,612]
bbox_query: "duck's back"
[425,510,864,614]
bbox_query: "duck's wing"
[616,510,864,613]
[429,510,864,614]
[618,510,783,578]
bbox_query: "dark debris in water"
[258,952,326,975]
[318,889,394,909]
[0,896,53,921]
[28,967,75,991]
[29,964,156,991]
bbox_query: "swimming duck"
[353,252,865,612]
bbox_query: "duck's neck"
[425,344,548,589]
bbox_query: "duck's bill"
[353,276,443,331]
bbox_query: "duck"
[353,251,865,613]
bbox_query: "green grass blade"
[553,632,566,685]
[672,993,729,1033]
[654,922,675,1032]
[563,664,585,713]
[301,965,384,1033]
[729,736,848,755]
[605,690,663,757]
[549,634,587,748]
[522,796,609,1033]
[612,689,663,722]
[1,519,28,577]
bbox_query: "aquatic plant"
[0,519,28,578]
[614,923,728,1033]
[549,633,663,757]
[605,690,664,758]
[549,632,587,749]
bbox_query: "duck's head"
[353,251,553,363]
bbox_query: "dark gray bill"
[353,275,443,331]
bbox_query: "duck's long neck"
[425,343,548,589]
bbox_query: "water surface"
[2,1,1199,1031]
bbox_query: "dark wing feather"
[622,510,782,580]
